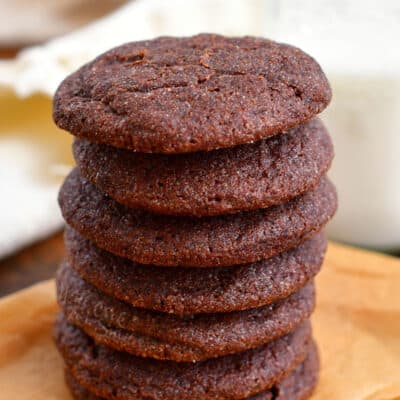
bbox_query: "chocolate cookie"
[73,118,333,216]
[65,227,325,315]
[65,342,318,400]
[59,169,337,267]
[53,34,331,154]
[57,261,315,362]
[54,315,311,400]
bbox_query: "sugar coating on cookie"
[54,315,312,400]
[57,261,315,362]
[54,34,331,154]
[65,227,326,314]
[65,343,318,400]
[73,118,333,216]
[59,168,337,267]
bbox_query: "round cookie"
[248,344,319,400]
[65,227,326,315]
[53,34,331,154]
[54,315,311,400]
[57,261,315,362]
[65,343,318,400]
[73,118,333,217]
[59,169,337,267]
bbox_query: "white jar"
[268,0,400,250]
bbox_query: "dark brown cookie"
[73,118,333,217]
[57,261,315,362]
[54,315,311,400]
[59,169,337,267]
[246,342,319,400]
[65,227,326,315]
[65,342,318,400]
[53,34,331,154]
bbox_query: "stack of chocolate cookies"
[53,34,337,400]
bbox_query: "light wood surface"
[0,232,64,297]
[0,241,400,399]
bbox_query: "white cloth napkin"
[0,139,63,257]
[0,0,269,97]
[0,0,269,259]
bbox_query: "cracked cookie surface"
[53,34,331,153]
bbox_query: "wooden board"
[0,232,64,297]
[0,241,400,399]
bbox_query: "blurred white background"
[1,0,400,257]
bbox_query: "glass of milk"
[267,0,400,251]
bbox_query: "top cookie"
[53,34,331,153]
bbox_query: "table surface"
[0,47,20,58]
[0,232,64,297]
